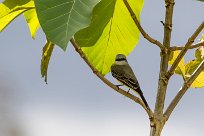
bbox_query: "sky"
[0,0,204,136]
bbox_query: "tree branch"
[170,41,204,51]
[166,21,204,79]
[123,0,166,52]
[164,60,204,121]
[70,38,153,118]
[154,0,175,118]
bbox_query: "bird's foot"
[116,84,123,87]
[126,88,130,93]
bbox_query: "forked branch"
[164,60,204,120]
[166,21,204,79]
[70,38,153,118]
[170,41,204,51]
[123,0,166,52]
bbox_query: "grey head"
[115,54,127,61]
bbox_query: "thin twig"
[166,21,204,79]
[70,38,153,118]
[170,41,204,51]
[164,60,204,121]
[123,0,166,52]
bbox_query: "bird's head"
[115,54,127,61]
[113,54,128,65]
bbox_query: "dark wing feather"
[111,64,141,91]
[111,64,149,109]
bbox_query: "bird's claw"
[127,88,130,93]
[116,84,123,87]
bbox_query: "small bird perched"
[111,54,149,109]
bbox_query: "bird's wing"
[111,64,149,109]
[111,64,140,91]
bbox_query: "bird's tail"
[135,87,150,110]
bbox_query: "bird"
[111,54,149,109]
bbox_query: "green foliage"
[0,0,144,79]
[0,0,34,32]
[185,36,204,88]
[169,47,204,88]
[75,0,144,75]
[41,41,55,84]
[2,0,203,88]
[35,0,101,50]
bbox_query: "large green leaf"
[75,0,144,75]
[24,8,40,39]
[0,0,34,32]
[35,0,101,50]
[168,51,185,78]
[185,60,204,88]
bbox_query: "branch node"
[184,82,191,88]
[160,47,169,56]
[164,115,168,122]
[150,121,156,128]
[143,33,149,39]
[160,73,169,85]
[75,46,81,52]
[188,38,194,44]
[165,71,173,80]
[164,46,169,54]
[164,23,172,31]
[93,69,98,74]
[165,0,175,7]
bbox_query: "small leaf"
[41,41,55,84]
[24,8,40,39]
[185,60,204,88]
[0,0,34,32]
[169,51,185,78]
[195,46,204,61]
[35,0,101,50]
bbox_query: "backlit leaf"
[168,51,185,78]
[24,8,40,39]
[0,0,34,32]
[185,60,204,88]
[75,0,144,75]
